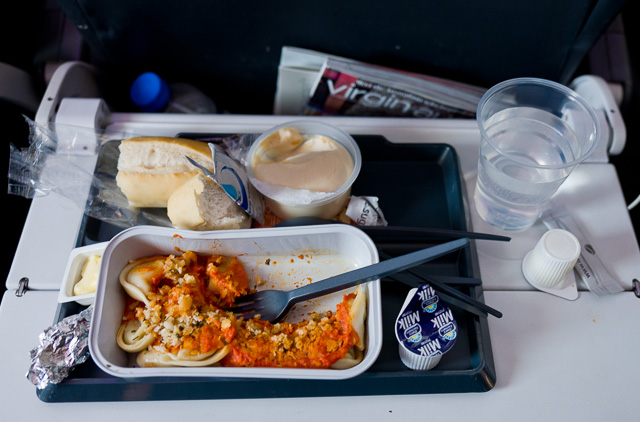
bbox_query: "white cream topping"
[252,127,354,193]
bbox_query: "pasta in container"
[89,225,382,380]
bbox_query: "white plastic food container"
[58,242,108,306]
[89,224,382,380]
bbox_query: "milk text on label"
[397,311,420,330]
[417,286,436,300]
[418,338,442,356]
[431,309,454,329]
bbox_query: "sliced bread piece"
[116,136,214,208]
[167,172,251,230]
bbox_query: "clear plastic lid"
[246,120,362,206]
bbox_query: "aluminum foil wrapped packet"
[26,307,93,389]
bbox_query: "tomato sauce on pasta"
[117,251,364,369]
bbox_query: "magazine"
[302,57,486,118]
[272,47,358,115]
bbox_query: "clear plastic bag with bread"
[8,117,255,230]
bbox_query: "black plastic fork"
[226,237,470,323]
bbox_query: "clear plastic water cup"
[473,78,600,231]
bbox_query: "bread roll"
[116,136,214,208]
[167,173,251,230]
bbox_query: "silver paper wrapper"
[26,307,93,389]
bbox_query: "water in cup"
[473,78,599,231]
[475,107,577,230]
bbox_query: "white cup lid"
[522,229,580,289]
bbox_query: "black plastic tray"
[37,135,495,402]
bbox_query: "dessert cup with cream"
[246,120,361,220]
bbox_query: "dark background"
[2,1,639,296]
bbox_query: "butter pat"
[73,255,102,295]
